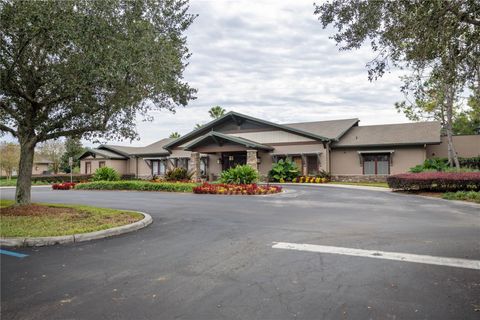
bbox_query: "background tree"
[0,142,20,179]
[169,132,181,138]
[60,137,85,173]
[37,140,65,174]
[315,1,480,168]
[453,95,480,135]
[0,0,196,204]
[208,106,226,119]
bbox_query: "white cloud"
[3,0,412,147]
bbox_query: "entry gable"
[163,111,331,150]
[184,131,274,151]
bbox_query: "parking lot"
[1,185,479,319]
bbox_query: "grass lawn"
[0,178,51,187]
[442,191,480,204]
[327,181,389,188]
[0,199,143,237]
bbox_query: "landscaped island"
[0,200,143,238]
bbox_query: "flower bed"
[387,172,480,192]
[291,176,329,183]
[193,183,282,195]
[52,182,77,190]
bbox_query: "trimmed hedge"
[75,180,197,192]
[387,172,480,192]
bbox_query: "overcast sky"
[4,0,412,147]
[118,0,410,147]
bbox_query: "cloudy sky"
[3,0,412,147]
[118,0,410,147]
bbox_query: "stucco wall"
[32,163,50,175]
[330,146,426,175]
[80,158,129,175]
[426,135,480,158]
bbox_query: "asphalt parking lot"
[1,185,479,320]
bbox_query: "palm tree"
[208,106,226,119]
[169,132,181,138]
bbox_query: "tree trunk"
[445,86,460,169]
[15,139,36,205]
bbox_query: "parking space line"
[272,242,480,270]
[0,249,28,258]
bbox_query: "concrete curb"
[0,212,152,248]
[276,182,390,192]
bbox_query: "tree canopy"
[208,106,226,119]
[314,0,480,167]
[0,0,196,203]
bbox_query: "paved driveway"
[1,186,479,319]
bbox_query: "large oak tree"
[0,0,196,204]
[315,0,480,168]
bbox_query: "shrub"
[165,167,193,182]
[409,158,448,173]
[268,159,300,182]
[220,165,259,184]
[92,167,120,181]
[387,172,480,192]
[193,183,282,195]
[75,180,197,192]
[442,191,480,203]
[52,182,76,190]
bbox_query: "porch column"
[190,152,201,182]
[246,150,258,171]
[301,154,307,176]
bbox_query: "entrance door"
[222,152,247,171]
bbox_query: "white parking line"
[272,242,480,270]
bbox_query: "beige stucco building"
[80,112,480,181]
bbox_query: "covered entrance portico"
[183,131,274,181]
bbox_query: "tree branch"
[0,123,17,137]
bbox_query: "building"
[79,111,480,181]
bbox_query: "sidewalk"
[0,185,52,190]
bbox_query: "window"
[99,161,106,168]
[306,155,318,175]
[85,162,91,174]
[363,154,390,175]
[200,158,207,176]
[177,158,189,170]
[152,160,166,176]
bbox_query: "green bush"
[165,167,193,181]
[268,159,300,182]
[75,180,197,192]
[92,167,120,181]
[220,165,259,184]
[442,191,480,203]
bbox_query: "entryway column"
[246,150,258,171]
[190,152,201,182]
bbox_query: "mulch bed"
[1,205,82,217]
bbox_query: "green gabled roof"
[183,131,274,151]
[163,111,331,150]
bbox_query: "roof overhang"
[79,148,127,160]
[183,131,274,151]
